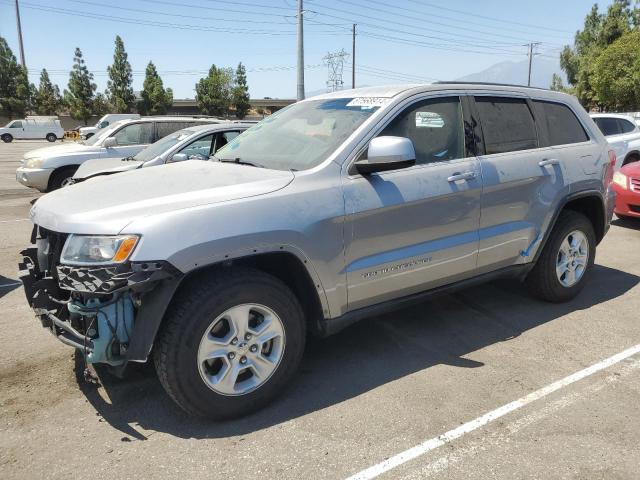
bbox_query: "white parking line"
[0,282,21,288]
[346,343,640,480]
[0,218,30,223]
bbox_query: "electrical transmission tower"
[323,49,349,92]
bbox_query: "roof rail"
[434,81,548,91]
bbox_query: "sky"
[0,0,612,99]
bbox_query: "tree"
[35,69,62,115]
[549,73,570,93]
[137,62,173,115]
[195,64,234,117]
[65,47,97,124]
[0,36,30,118]
[93,93,109,116]
[106,35,135,113]
[232,62,250,119]
[560,1,638,109]
[592,31,640,111]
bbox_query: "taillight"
[604,149,616,186]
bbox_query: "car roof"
[181,122,254,134]
[306,82,572,103]
[115,116,225,126]
[590,113,638,122]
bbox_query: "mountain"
[455,58,566,89]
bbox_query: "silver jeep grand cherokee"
[19,83,616,419]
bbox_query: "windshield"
[215,98,381,171]
[134,129,193,163]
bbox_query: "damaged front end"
[18,226,183,368]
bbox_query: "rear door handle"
[538,158,560,167]
[447,171,476,182]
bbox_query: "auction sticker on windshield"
[346,97,390,108]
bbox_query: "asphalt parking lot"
[1,141,639,479]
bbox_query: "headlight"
[613,171,628,189]
[24,157,44,168]
[60,235,139,265]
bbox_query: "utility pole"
[527,42,540,87]
[296,0,305,101]
[15,0,26,69]
[352,24,356,89]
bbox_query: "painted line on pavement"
[0,218,30,223]
[346,343,640,480]
[0,282,21,288]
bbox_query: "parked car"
[18,84,615,419]
[612,161,640,219]
[16,116,222,191]
[1,116,64,143]
[78,113,141,140]
[590,113,640,168]
[72,122,252,183]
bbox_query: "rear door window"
[533,101,589,146]
[155,122,193,140]
[593,117,621,136]
[475,97,538,154]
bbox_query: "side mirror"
[171,153,188,163]
[103,137,117,148]
[354,136,416,174]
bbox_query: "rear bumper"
[15,167,53,191]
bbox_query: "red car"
[612,161,640,218]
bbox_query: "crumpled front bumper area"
[19,244,182,366]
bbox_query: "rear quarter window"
[474,97,538,154]
[618,119,637,134]
[533,100,589,146]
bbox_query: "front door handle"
[539,158,560,167]
[447,171,476,182]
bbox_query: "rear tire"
[1,134,13,143]
[526,211,596,302]
[46,133,57,142]
[154,267,306,419]
[48,166,78,191]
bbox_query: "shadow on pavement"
[74,264,639,441]
[611,216,640,230]
[0,275,21,300]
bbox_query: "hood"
[79,126,97,133]
[620,161,640,177]
[24,142,100,160]
[31,161,295,234]
[73,156,142,180]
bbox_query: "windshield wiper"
[216,157,264,168]
[122,156,137,161]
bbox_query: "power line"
[307,4,559,50]
[406,0,574,34]
[332,0,570,45]
[336,0,572,40]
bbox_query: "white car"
[72,122,252,182]
[590,113,640,168]
[16,116,222,191]
[1,116,64,143]
[79,113,141,140]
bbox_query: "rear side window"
[533,101,589,146]
[475,97,538,154]
[618,119,637,134]
[155,121,194,140]
[593,117,620,136]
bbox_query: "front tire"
[46,133,57,142]
[48,166,78,191]
[154,268,306,419]
[1,134,13,143]
[526,211,596,302]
